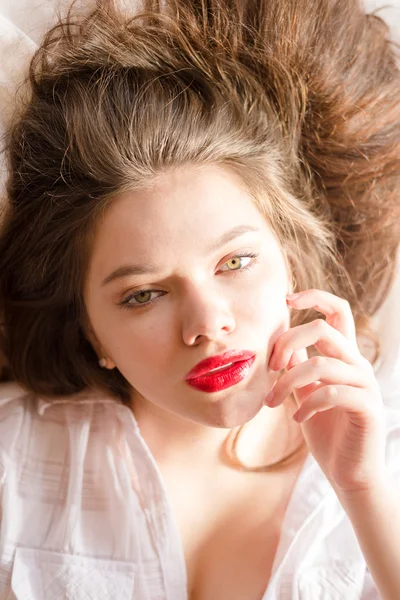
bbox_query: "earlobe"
[98,356,116,370]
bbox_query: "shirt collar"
[36,388,121,416]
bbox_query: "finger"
[286,349,315,407]
[264,380,323,408]
[270,319,360,371]
[293,381,324,406]
[266,356,367,407]
[292,384,376,423]
[286,348,308,370]
[287,289,357,345]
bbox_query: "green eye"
[134,291,152,303]
[120,289,166,310]
[226,257,243,270]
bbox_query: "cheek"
[239,271,290,330]
[112,324,178,396]
[106,313,177,372]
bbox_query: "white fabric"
[0,381,399,600]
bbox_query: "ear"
[99,357,116,370]
[85,323,100,354]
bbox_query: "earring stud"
[98,357,107,368]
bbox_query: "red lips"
[185,350,256,393]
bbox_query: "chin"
[201,392,264,429]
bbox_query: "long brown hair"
[0,0,399,403]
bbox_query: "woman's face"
[85,165,291,428]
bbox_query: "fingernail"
[286,292,301,300]
[265,390,275,406]
[271,353,285,372]
[269,355,281,372]
[292,409,301,422]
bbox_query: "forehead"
[88,165,275,277]
[102,165,266,237]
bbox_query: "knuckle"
[312,318,327,333]
[309,355,326,370]
[324,385,338,401]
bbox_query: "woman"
[0,0,399,598]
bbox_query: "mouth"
[206,362,235,374]
[185,350,256,393]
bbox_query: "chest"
[186,507,282,600]
[163,469,300,600]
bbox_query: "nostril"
[180,293,235,345]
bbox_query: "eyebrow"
[101,224,260,286]
[208,224,260,252]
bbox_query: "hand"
[265,289,386,494]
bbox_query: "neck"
[130,394,300,475]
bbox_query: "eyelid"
[219,246,259,262]
[119,289,166,309]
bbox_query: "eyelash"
[119,252,259,310]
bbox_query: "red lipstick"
[185,350,256,393]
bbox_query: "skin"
[84,164,295,468]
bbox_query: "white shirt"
[0,375,399,600]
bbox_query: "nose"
[181,285,236,346]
